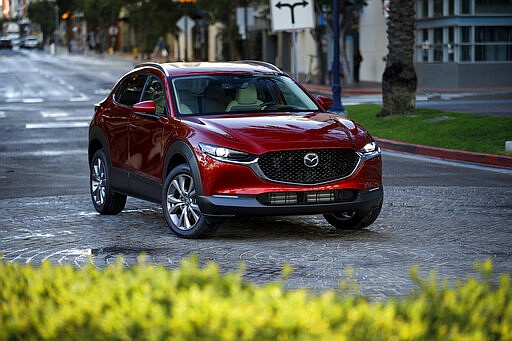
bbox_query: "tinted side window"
[115,74,147,106]
[141,75,166,116]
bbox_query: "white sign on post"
[270,0,315,32]
[176,15,194,33]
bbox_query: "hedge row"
[0,257,510,340]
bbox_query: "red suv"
[89,61,382,238]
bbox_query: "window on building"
[475,0,512,14]
[461,46,472,61]
[461,27,471,43]
[461,0,471,14]
[434,28,443,61]
[448,27,455,62]
[449,0,455,15]
[422,29,429,62]
[422,0,429,18]
[475,26,512,61]
[416,0,428,18]
[434,0,444,17]
[460,26,472,61]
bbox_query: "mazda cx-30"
[88,61,383,238]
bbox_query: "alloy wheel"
[91,156,106,206]
[166,174,201,231]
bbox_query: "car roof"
[133,61,283,77]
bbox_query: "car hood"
[182,112,370,154]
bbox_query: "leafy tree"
[27,0,56,44]
[191,0,266,60]
[75,0,125,51]
[123,0,182,57]
[379,0,417,116]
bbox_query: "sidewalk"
[304,82,512,97]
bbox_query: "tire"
[323,199,382,230]
[90,149,126,215]
[162,164,217,238]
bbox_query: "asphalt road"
[1,49,511,298]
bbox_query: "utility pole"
[331,0,346,115]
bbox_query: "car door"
[127,73,167,200]
[105,73,147,171]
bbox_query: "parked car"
[88,61,383,238]
[0,37,13,49]
[20,36,39,49]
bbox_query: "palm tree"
[379,0,417,117]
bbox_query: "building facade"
[360,0,512,88]
[416,0,512,87]
[1,0,28,19]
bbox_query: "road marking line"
[0,111,5,118]
[56,116,91,121]
[70,93,89,102]
[26,122,89,129]
[0,149,86,157]
[43,249,91,262]
[22,98,44,103]
[94,89,111,95]
[41,111,68,118]
[1,137,83,145]
[14,232,55,240]
[25,250,47,264]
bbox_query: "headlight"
[199,143,256,164]
[358,141,381,160]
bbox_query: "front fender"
[163,140,204,195]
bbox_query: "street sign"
[108,25,118,36]
[270,0,315,32]
[236,7,255,39]
[176,15,194,33]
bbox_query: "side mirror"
[133,100,156,115]
[316,96,334,111]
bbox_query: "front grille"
[257,149,359,184]
[258,189,357,206]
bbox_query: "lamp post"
[331,0,346,115]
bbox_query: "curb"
[376,137,512,169]
[305,84,382,96]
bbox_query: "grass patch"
[346,104,512,155]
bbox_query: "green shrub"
[0,257,510,340]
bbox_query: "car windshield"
[171,74,320,116]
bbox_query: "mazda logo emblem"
[304,153,319,168]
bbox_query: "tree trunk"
[379,0,417,117]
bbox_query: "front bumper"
[197,186,383,217]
